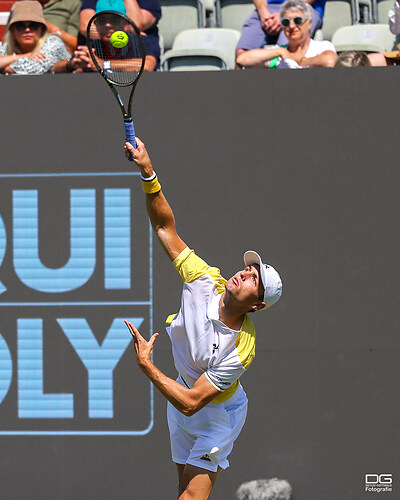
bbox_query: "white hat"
[243,250,282,309]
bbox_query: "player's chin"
[224,280,238,297]
[225,280,233,292]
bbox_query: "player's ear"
[250,301,266,312]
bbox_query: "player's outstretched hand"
[125,320,159,370]
[124,137,153,174]
[124,138,154,178]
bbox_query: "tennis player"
[124,138,282,500]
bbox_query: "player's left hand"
[124,320,159,369]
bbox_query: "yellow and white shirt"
[166,247,256,404]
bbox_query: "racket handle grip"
[124,117,136,161]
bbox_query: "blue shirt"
[81,0,162,36]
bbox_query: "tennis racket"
[86,11,146,156]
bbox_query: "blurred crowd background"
[0,0,398,73]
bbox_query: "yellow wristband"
[141,176,161,194]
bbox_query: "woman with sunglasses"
[0,1,70,74]
[236,0,337,69]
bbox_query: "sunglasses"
[14,21,41,32]
[281,16,307,27]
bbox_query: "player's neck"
[218,293,245,331]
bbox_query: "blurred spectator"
[335,50,371,67]
[368,0,400,65]
[79,0,161,70]
[38,0,82,54]
[52,43,93,71]
[236,0,325,59]
[236,0,336,68]
[0,0,69,74]
[389,0,399,34]
[367,1,400,67]
[236,478,292,500]
[367,44,400,66]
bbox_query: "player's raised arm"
[125,138,187,261]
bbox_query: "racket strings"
[88,12,144,86]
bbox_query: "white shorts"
[167,378,248,472]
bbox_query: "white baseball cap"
[243,250,282,310]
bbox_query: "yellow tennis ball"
[110,30,129,48]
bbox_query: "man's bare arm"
[253,0,281,34]
[300,50,337,68]
[237,46,289,67]
[79,9,94,37]
[124,0,157,32]
[125,321,220,416]
[125,139,187,261]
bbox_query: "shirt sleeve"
[205,355,246,392]
[314,40,337,54]
[389,0,400,34]
[173,247,226,292]
[81,0,97,11]
[138,0,162,20]
[206,315,256,392]
[66,0,82,36]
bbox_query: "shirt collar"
[208,291,220,321]
[208,292,240,333]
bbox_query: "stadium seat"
[313,0,357,41]
[158,0,206,53]
[215,0,255,31]
[355,0,374,22]
[202,0,217,26]
[331,23,396,51]
[376,0,394,23]
[161,52,229,70]
[161,27,241,70]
